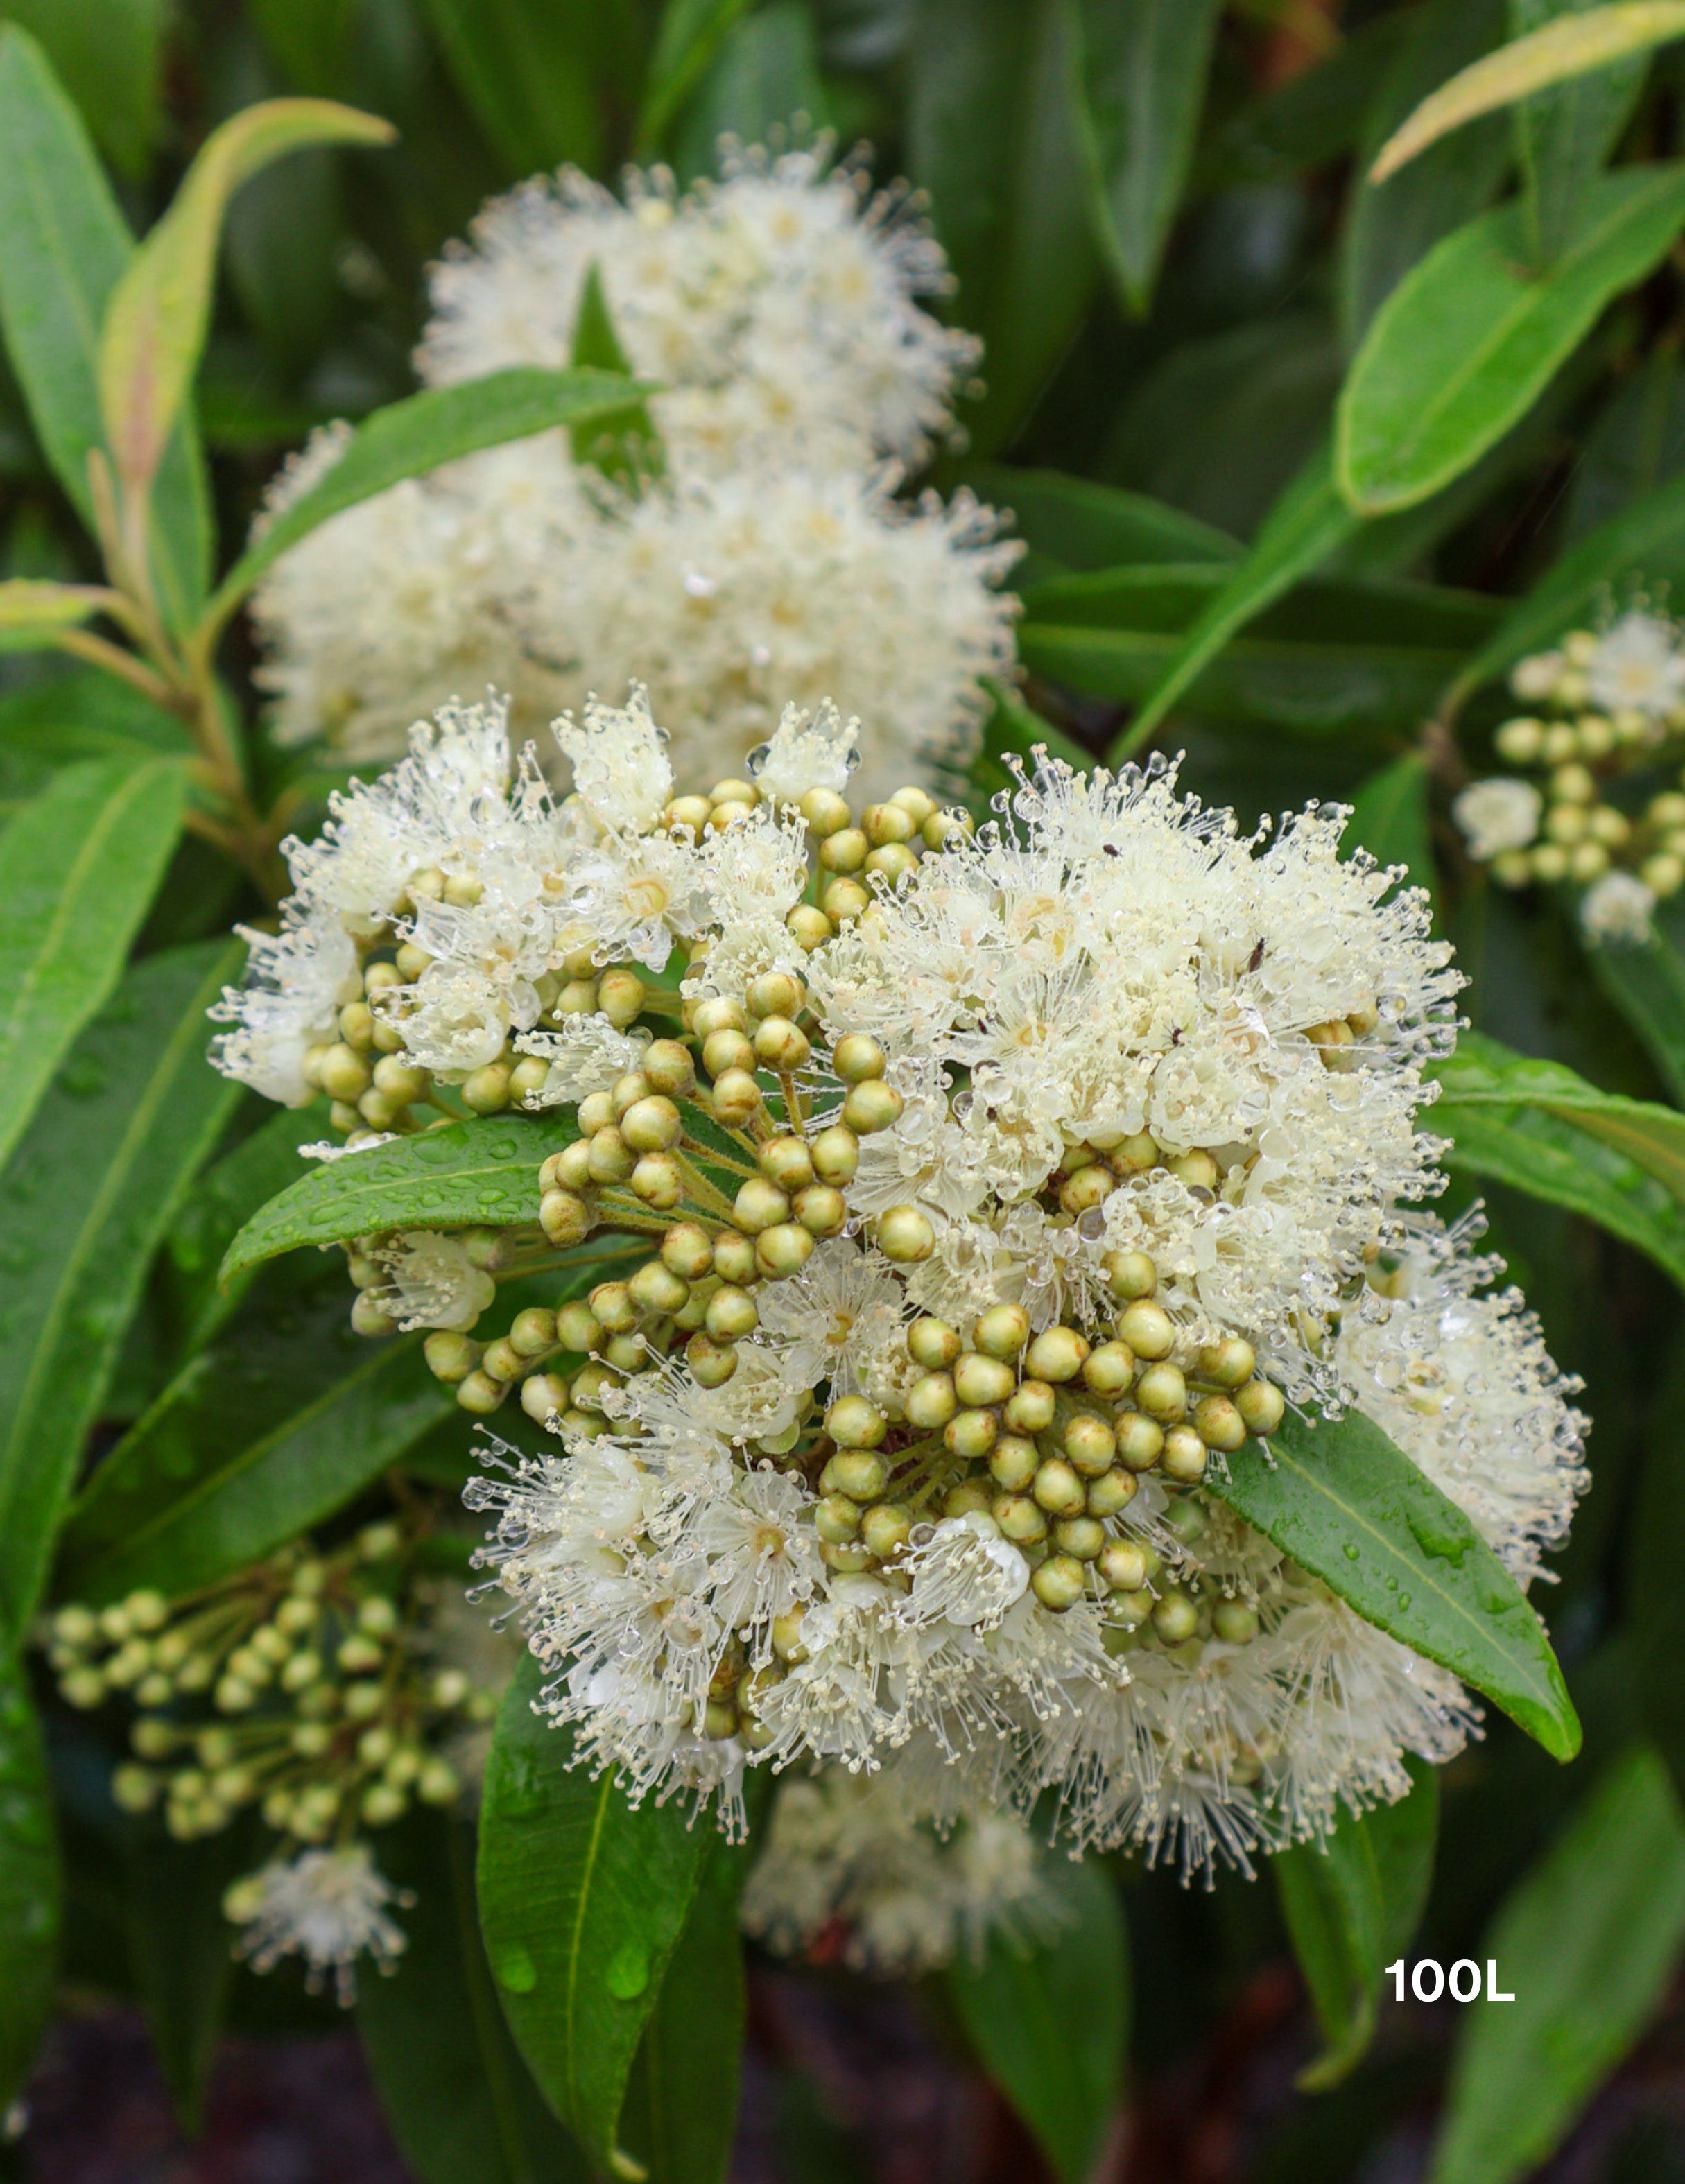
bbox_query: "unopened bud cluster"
[43,1521,495,1850]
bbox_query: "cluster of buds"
[1455,610,1685,940]
[44,1522,497,1848]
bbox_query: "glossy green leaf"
[619,1837,753,2184]
[1338,166,1685,515]
[56,1290,453,1605]
[207,368,653,634]
[220,1111,579,1285]
[1067,0,1223,314]
[1028,562,1494,736]
[1274,1762,1439,2090]
[165,1104,325,1349]
[1429,1028,1685,1282]
[908,0,1098,456]
[419,0,638,179]
[1449,467,1685,704]
[0,0,169,175]
[1372,2,1685,182]
[946,1856,1126,2184]
[358,1811,591,2184]
[124,1822,254,2131]
[0,25,209,628]
[1344,752,1435,893]
[1511,0,1652,261]
[1208,1409,1580,1760]
[99,96,392,515]
[1341,0,1511,345]
[635,0,754,155]
[0,939,241,1643]
[1428,1744,1685,2184]
[0,669,188,813]
[1587,915,1685,1106]
[569,267,664,489]
[1108,447,1357,756]
[0,1652,57,2108]
[672,2,829,182]
[963,462,1239,573]
[0,754,185,1179]
[476,1654,713,2177]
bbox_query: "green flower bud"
[555,1301,605,1352]
[993,1495,1048,1545]
[1002,1380,1056,1435]
[815,1494,861,1543]
[1193,1395,1246,1452]
[943,1405,999,1459]
[811,1124,860,1185]
[1103,1249,1158,1301]
[1135,1362,1187,1421]
[832,1034,887,1083]
[686,1332,738,1387]
[953,1351,1015,1407]
[1152,1588,1199,1643]
[1082,1341,1135,1397]
[1053,1516,1105,1561]
[1025,1326,1090,1384]
[1114,1411,1164,1471]
[841,1080,904,1135]
[859,1503,914,1561]
[755,1222,815,1279]
[1032,1458,1086,1517]
[793,1184,848,1237]
[1235,1379,1285,1435]
[350,1292,397,1338]
[1212,1601,1260,1644]
[1064,1412,1117,1477]
[597,969,645,1028]
[1031,1554,1087,1612]
[1159,1425,1208,1482]
[877,1204,935,1262]
[417,1758,460,1805]
[1098,1540,1148,1592]
[539,1188,592,1247]
[1086,1467,1137,1518]
[987,1435,1039,1493]
[821,1449,890,1502]
[759,1134,815,1190]
[521,1371,572,1424]
[1198,1337,1256,1389]
[734,1177,790,1234]
[905,1371,958,1430]
[707,1285,760,1341]
[424,1331,481,1384]
[825,1396,887,1449]
[907,1317,960,1370]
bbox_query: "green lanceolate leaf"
[0,939,241,1643]
[1066,0,1224,315]
[0,1652,58,2108]
[946,1855,1127,2184]
[476,1653,714,2178]
[1429,1028,1685,1282]
[963,462,1240,575]
[619,1835,754,2184]
[0,669,189,814]
[1428,1744,1685,2184]
[357,1811,591,2184]
[1344,752,1435,894]
[0,24,209,627]
[220,1111,580,1286]
[0,754,187,1175]
[636,0,755,155]
[1108,446,1358,756]
[123,1820,255,2131]
[165,1103,325,1349]
[907,0,1098,457]
[97,96,394,513]
[1587,913,1685,1107]
[1274,1762,1439,2090]
[1510,0,1653,263]
[1208,1409,1580,1760]
[207,367,653,635]
[1338,166,1685,515]
[568,267,664,489]
[55,1289,453,1605]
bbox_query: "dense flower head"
[214,693,1585,1875]
[248,144,1018,799]
[223,1846,411,2003]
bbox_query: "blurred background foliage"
[9,3,1685,2183]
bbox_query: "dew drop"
[605,1941,649,2000]
[494,1943,537,1993]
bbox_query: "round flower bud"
[709,777,758,806]
[555,1301,603,1352]
[862,801,916,847]
[659,1222,714,1280]
[759,1136,815,1190]
[756,1223,815,1279]
[1166,1149,1218,1190]
[1060,1165,1113,1216]
[908,1317,961,1370]
[953,1351,1016,1407]
[693,997,748,1039]
[820,1541,875,1574]
[1236,1378,1285,1435]
[372,1057,429,1105]
[822,876,872,924]
[642,1039,697,1097]
[521,1371,571,1424]
[463,1064,512,1116]
[1198,1337,1256,1389]
[793,1184,848,1237]
[589,1281,638,1334]
[587,1127,634,1184]
[1053,1516,1105,1562]
[686,1332,738,1387]
[508,1058,551,1104]
[811,1124,860,1185]
[748,971,804,1022]
[1003,1380,1057,1434]
[822,1448,890,1501]
[832,1034,888,1084]
[1118,1301,1175,1360]
[621,1096,682,1153]
[944,1406,999,1459]
[1159,1425,1209,1482]
[1152,1588,1200,1643]
[711,1069,763,1127]
[1032,1458,1086,1518]
[630,1154,683,1209]
[975,1304,1031,1360]
[988,1435,1039,1493]
[878,1205,935,1263]
[1082,1341,1135,1397]
[842,1080,904,1135]
[318,1043,372,1102]
[1064,1412,1117,1477]
[865,842,917,883]
[1114,1411,1165,1471]
[603,1333,646,1371]
[709,1230,757,1285]
[1032,1555,1087,1612]
[753,1017,811,1071]
[631,1261,689,1317]
[417,1758,461,1805]
[786,904,835,952]
[508,1308,557,1358]
[860,1503,914,1561]
[819,827,869,873]
[1104,1249,1158,1301]
[1087,1468,1138,1518]
[1025,1326,1090,1384]
[797,786,852,835]
[1193,1395,1246,1452]
[994,1494,1048,1544]
[703,1028,757,1079]
[815,1494,861,1543]
[734,1177,790,1233]
[555,1140,595,1191]
[826,1396,888,1450]
[598,969,645,1028]
[350,1292,397,1338]
[423,1331,480,1384]
[1135,1363,1187,1421]
[905,1371,958,1430]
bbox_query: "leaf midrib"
[563,1771,616,2138]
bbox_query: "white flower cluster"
[224,1845,411,2003]
[250,145,1019,801]
[1455,608,1685,946]
[216,693,1587,1876]
[741,1759,1060,1974]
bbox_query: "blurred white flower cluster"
[252,144,1019,801]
